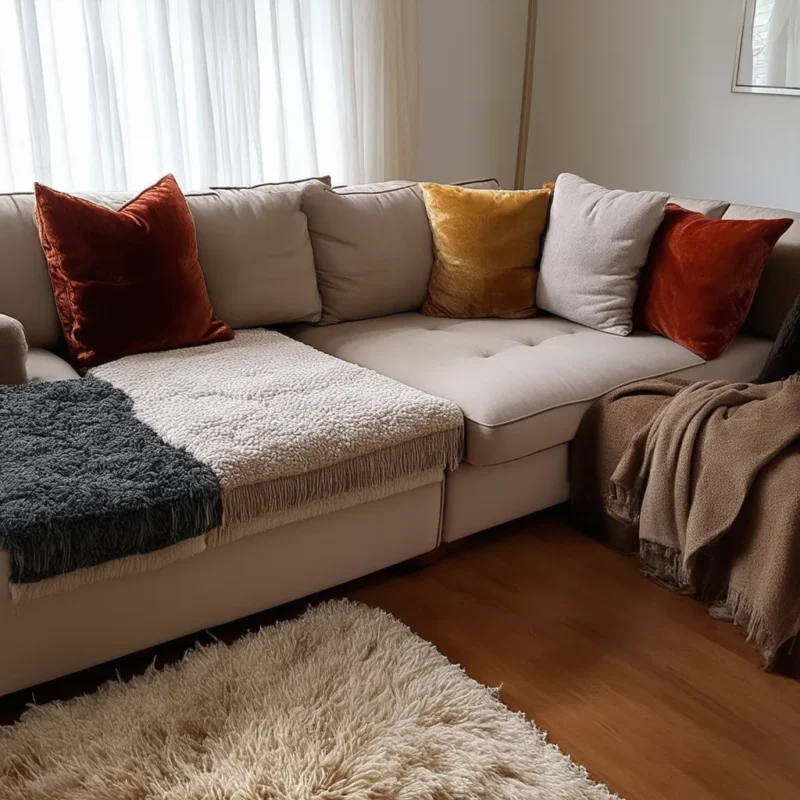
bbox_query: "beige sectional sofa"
[0,180,797,696]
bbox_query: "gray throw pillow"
[536,173,668,335]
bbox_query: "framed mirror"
[733,0,800,96]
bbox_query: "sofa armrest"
[0,314,28,385]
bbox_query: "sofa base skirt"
[442,445,569,542]
[0,478,444,697]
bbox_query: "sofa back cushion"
[723,203,800,339]
[0,193,63,349]
[302,178,500,325]
[668,195,730,219]
[188,184,322,328]
[0,181,324,348]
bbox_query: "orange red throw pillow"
[35,174,233,368]
[636,204,793,360]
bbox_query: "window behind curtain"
[0,0,418,191]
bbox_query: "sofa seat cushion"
[291,313,773,466]
[26,349,80,382]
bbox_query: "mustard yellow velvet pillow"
[420,182,552,319]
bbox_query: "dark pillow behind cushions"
[756,293,800,383]
[635,204,793,360]
[35,175,233,369]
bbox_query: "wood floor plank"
[349,518,800,800]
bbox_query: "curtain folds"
[0,0,419,191]
[765,0,800,88]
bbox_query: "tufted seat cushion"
[291,313,772,466]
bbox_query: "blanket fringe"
[710,588,800,671]
[10,489,220,589]
[10,535,206,604]
[604,482,641,526]
[221,428,462,529]
[638,540,694,593]
[209,470,442,549]
[641,543,800,670]
[10,472,445,602]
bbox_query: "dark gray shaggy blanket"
[0,379,221,584]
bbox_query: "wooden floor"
[2,513,800,800]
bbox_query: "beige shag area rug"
[0,601,619,799]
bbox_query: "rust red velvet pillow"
[35,174,233,368]
[635,204,793,360]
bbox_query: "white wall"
[526,0,800,211]
[417,0,528,188]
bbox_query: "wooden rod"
[514,0,537,189]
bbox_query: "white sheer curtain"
[742,0,800,89]
[0,0,418,192]
[765,0,800,88]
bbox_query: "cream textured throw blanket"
[604,377,800,669]
[2,330,462,601]
[94,330,463,532]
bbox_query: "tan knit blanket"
[596,377,800,669]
